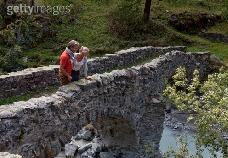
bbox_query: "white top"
[73,53,88,77]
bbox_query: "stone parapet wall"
[0,46,186,99]
[0,51,212,158]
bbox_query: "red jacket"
[60,50,73,75]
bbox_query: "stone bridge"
[0,49,214,158]
[0,46,186,99]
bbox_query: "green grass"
[152,0,228,64]
[40,0,121,52]
[21,0,122,67]
[56,0,228,63]
[183,34,228,63]
[152,0,227,21]
[0,0,227,104]
[1,0,228,72]
[0,85,59,106]
[188,43,228,64]
[206,21,228,34]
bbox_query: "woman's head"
[79,46,90,57]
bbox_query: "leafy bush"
[163,136,204,158]
[1,45,25,72]
[0,0,82,73]
[163,67,228,156]
[0,15,56,48]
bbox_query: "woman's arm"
[84,57,88,78]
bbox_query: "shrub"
[0,15,56,48]
[1,45,25,72]
[163,136,205,158]
[163,67,228,156]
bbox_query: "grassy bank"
[0,0,227,104]
[0,0,227,73]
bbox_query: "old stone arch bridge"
[0,47,215,158]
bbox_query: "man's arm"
[60,65,72,81]
[60,56,72,81]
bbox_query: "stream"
[159,110,224,158]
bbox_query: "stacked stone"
[86,46,187,75]
[56,124,139,158]
[0,46,186,99]
[56,124,105,158]
[0,152,22,158]
[0,65,59,98]
[0,51,215,158]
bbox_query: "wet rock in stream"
[55,124,139,158]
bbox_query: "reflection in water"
[159,126,223,158]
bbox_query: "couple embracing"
[59,40,91,85]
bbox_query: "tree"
[163,67,228,157]
[143,0,152,22]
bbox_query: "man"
[59,40,80,85]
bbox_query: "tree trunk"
[31,0,34,6]
[143,0,152,22]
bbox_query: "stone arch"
[94,117,137,150]
[79,106,138,147]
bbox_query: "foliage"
[0,15,55,48]
[144,143,155,156]
[0,45,25,72]
[0,0,227,73]
[0,0,76,48]
[163,67,228,156]
[163,136,205,158]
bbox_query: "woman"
[71,46,90,81]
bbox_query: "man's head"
[67,40,79,52]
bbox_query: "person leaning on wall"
[72,46,91,81]
[59,40,79,85]
[59,40,91,85]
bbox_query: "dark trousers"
[71,70,80,81]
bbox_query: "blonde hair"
[79,46,90,53]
